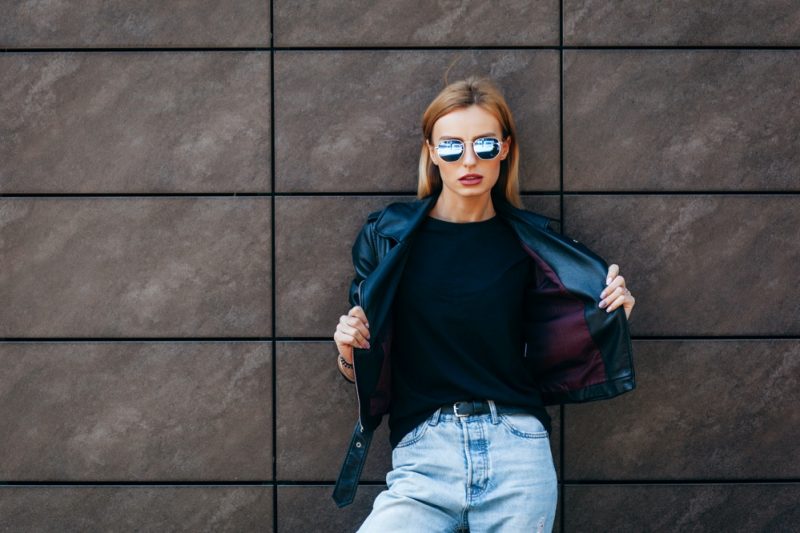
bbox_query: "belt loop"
[430,406,442,426]
[487,399,499,424]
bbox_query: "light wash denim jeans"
[357,399,558,532]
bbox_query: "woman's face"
[427,104,510,201]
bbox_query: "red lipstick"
[458,173,483,185]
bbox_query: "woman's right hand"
[333,305,371,377]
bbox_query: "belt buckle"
[453,401,468,418]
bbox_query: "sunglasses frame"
[431,136,506,163]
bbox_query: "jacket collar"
[373,187,551,243]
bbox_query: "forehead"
[432,105,502,139]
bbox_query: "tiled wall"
[1,2,798,532]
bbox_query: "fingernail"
[606,278,611,285]
[365,341,371,349]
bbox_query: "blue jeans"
[357,399,558,532]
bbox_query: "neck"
[429,189,496,223]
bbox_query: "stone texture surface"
[274,50,560,193]
[0,342,272,480]
[564,484,800,532]
[564,50,800,191]
[276,341,562,482]
[564,195,800,336]
[0,1,269,47]
[4,3,799,531]
[0,486,273,532]
[275,195,561,337]
[274,0,558,47]
[0,198,271,337]
[565,340,800,480]
[564,1,800,46]
[278,485,383,533]
[0,52,270,193]
[276,341,393,482]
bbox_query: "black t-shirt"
[388,213,552,448]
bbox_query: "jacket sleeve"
[347,209,382,309]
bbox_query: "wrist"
[337,353,355,383]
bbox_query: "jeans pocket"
[394,413,434,448]
[499,413,549,440]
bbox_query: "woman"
[332,76,636,532]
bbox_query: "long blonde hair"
[417,76,522,208]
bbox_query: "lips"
[459,174,483,181]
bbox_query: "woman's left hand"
[599,264,635,320]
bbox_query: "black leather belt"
[443,399,531,417]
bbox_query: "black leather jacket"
[332,187,636,507]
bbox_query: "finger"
[605,293,627,313]
[348,305,370,329]
[599,285,623,307]
[332,331,353,362]
[340,314,370,340]
[600,275,625,299]
[341,323,370,349]
[606,264,619,284]
[333,329,367,355]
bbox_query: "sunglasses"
[433,136,504,162]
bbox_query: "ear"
[499,137,511,160]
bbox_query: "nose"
[462,143,478,166]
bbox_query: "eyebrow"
[437,132,499,141]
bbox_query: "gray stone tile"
[564,484,800,532]
[565,1,800,46]
[276,341,393,482]
[276,340,561,482]
[0,1,269,47]
[274,50,560,193]
[0,198,271,337]
[278,485,383,533]
[0,52,270,193]
[565,340,800,480]
[564,50,800,191]
[274,1,558,47]
[275,195,408,339]
[0,342,272,480]
[275,195,560,338]
[564,195,800,336]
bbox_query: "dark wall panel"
[0,52,270,193]
[0,342,272,480]
[564,50,800,191]
[274,1,559,47]
[0,1,270,47]
[565,340,800,480]
[274,50,560,193]
[564,195,800,336]
[0,487,273,532]
[275,194,559,338]
[564,1,800,46]
[564,484,800,531]
[0,198,271,337]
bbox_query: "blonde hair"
[417,76,522,208]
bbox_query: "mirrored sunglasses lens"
[437,140,464,162]
[474,138,501,159]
